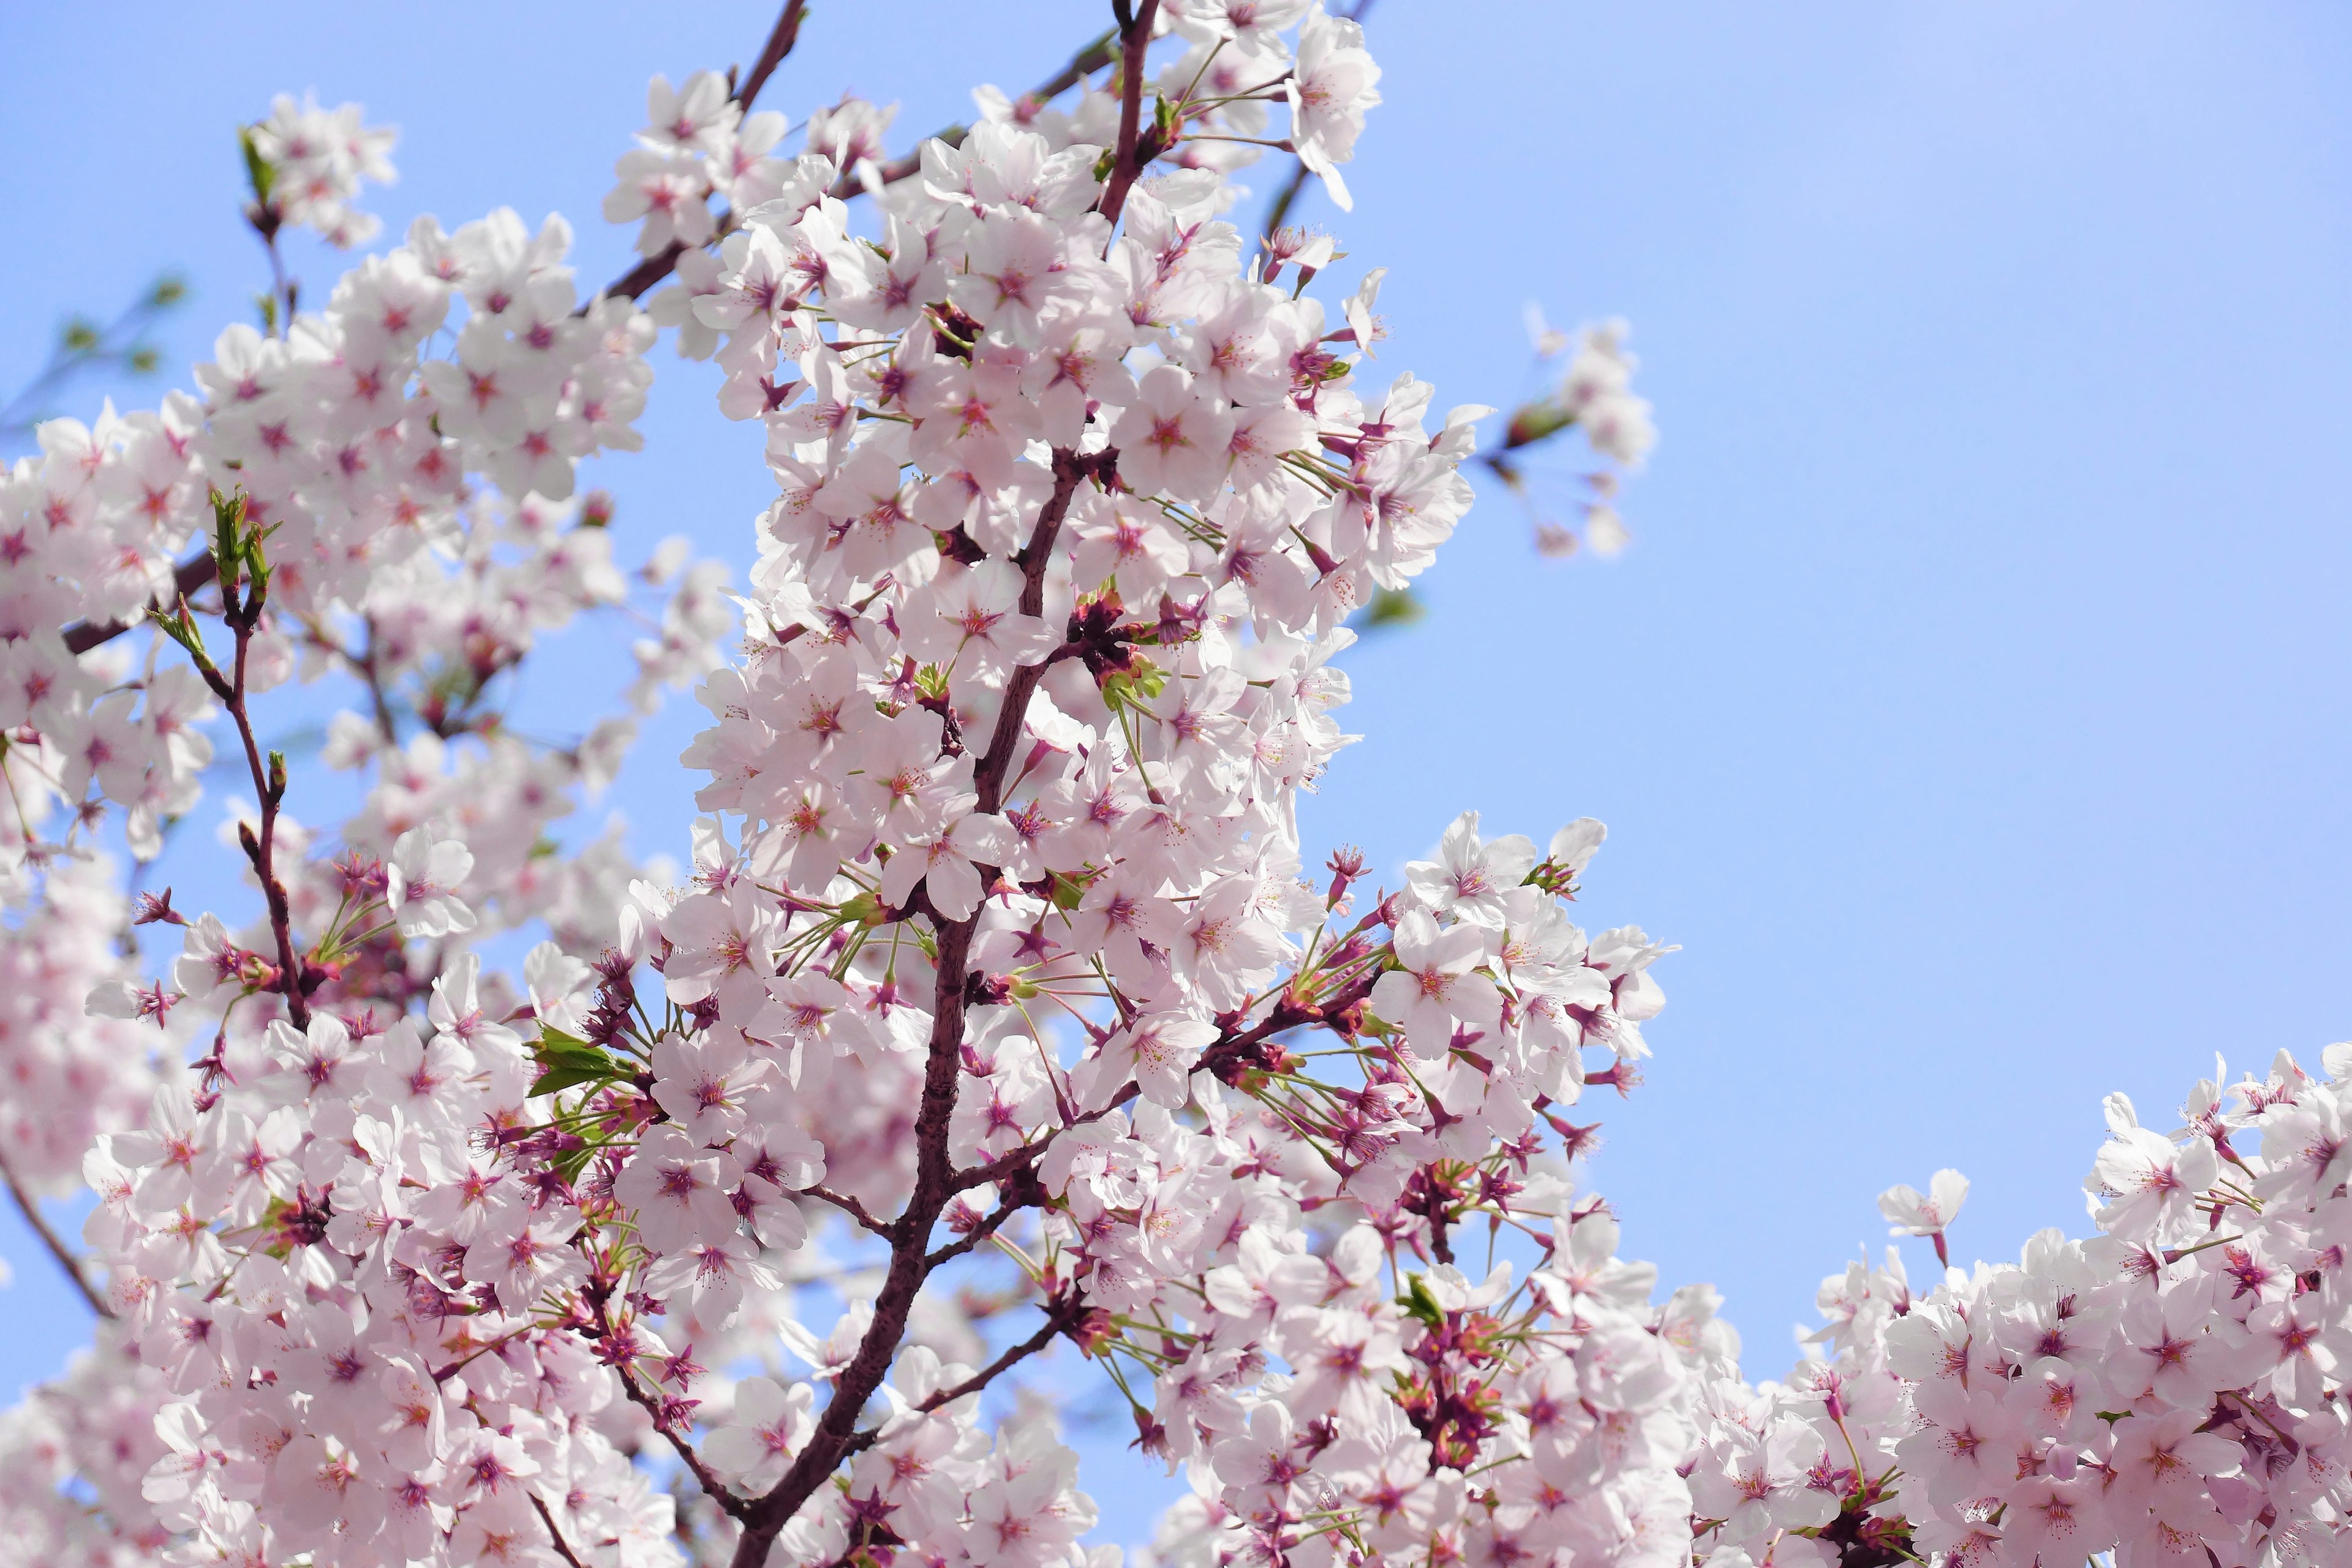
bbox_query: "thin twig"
[923,1193,1022,1272]
[217,553,309,1030]
[0,1148,110,1318]
[603,24,1125,307]
[835,1295,1087,1462]
[822,29,1122,201]
[802,1183,891,1237]
[532,1493,591,1568]
[606,1328,751,1518]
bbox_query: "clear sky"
[4,0,2350,1545]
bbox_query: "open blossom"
[1878,1167,1968,1260]
[1370,910,1502,1058]
[250,92,398,246]
[385,827,476,938]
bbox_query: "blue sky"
[4,0,2350,1542]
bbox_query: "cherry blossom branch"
[1096,0,1166,228]
[0,1148,110,1318]
[801,1183,890,1237]
[947,965,1388,1197]
[600,0,812,306]
[922,1185,1029,1271]
[604,1329,751,1520]
[835,1291,1089,1463]
[530,1493,590,1568]
[62,554,218,655]
[821,29,1122,201]
[608,22,1126,305]
[211,553,311,1031]
[976,448,1109,812]
[734,0,811,111]
[720,451,1106,1567]
[1253,0,1371,248]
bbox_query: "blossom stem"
[0,1148,110,1319]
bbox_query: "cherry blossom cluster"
[22,9,2339,1568]
[247,94,399,249]
[1676,1049,2352,1568]
[0,77,733,1568]
[0,1330,176,1564]
[7,7,1659,1566]
[1485,312,1656,562]
[607,0,1378,285]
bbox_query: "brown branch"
[721,451,1102,1568]
[736,0,811,112]
[823,29,1122,202]
[1096,0,1165,229]
[600,1316,752,1519]
[0,1148,110,1318]
[592,0,809,307]
[532,1493,591,1568]
[802,1183,891,1237]
[835,1294,1088,1463]
[61,554,217,655]
[217,557,309,1031]
[604,17,1120,306]
[948,967,1387,1196]
[976,448,1102,813]
[923,1189,1024,1272]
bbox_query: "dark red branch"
[802,1183,891,1237]
[608,25,1122,307]
[1096,0,1165,228]
[823,29,1121,201]
[975,448,1106,813]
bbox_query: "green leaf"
[1395,1272,1444,1330]
[529,1063,617,1098]
[239,127,276,205]
[1354,587,1425,631]
[530,1027,620,1098]
[1101,657,1168,712]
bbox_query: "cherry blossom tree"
[2,7,2342,1568]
